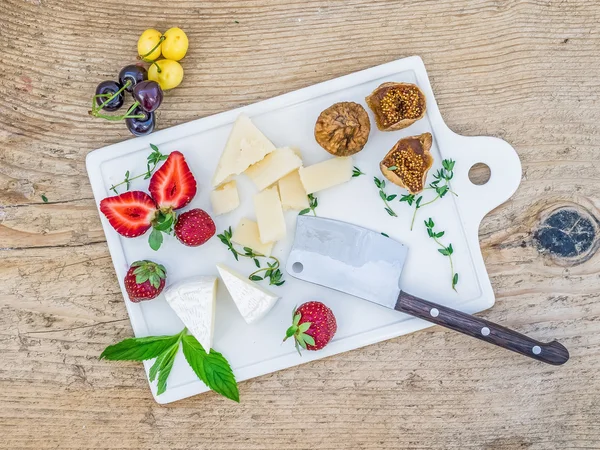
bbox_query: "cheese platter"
[87,55,538,404]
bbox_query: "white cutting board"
[86,56,521,404]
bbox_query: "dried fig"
[366,82,426,131]
[380,133,433,194]
[314,102,370,156]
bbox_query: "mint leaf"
[149,352,166,382]
[182,335,239,402]
[41,194,48,203]
[149,228,163,251]
[157,343,179,395]
[99,334,180,361]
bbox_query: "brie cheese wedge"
[212,115,277,187]
[164,276,218,353]
[216,264,280,324]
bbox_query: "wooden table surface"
[1,0,599,448]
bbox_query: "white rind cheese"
[164,276,218,353]
[210,181,240,216]
[299,156,353,194]
[244,147,303,191]
[212,115,277,187]
[253,186,286,244]
[216,264,279,324]
[278,170,309,210]
[231,218,274,256]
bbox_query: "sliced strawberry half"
[149,151,197,210]
[99,191,157,238]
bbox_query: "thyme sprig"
[352,166,365,177]
[425,218,458,291]
[299,194,318,216]
[217,227,285,286]
[374,177,397,217]
[400,159,457,230]
[109,144,168,194]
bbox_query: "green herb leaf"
[150,143,159,152]
[182,335,239,402]
[299,208,311,215]
[249,275,263,281]
[149,352,166,382]
[41,194,48,203]
[148,229,163,251]
[253,258,260,268]
[387,194,397,201]
[99,334,181,361]
[156,343,178,395]
[453,273,459,287]
[381,232,389,237]
[352,166,365,177]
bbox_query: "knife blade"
[287,216,569,365]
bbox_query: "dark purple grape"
[119,64,148,92]
[125,106,156,136]
[132,81,163,112]
[95,80,124,111]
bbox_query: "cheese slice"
[217,264,279,324]
[278,170,309,210]
[231,218,274,256]
[210,181,240,216]
[212,115,277,187]
[299,156,353,194]
[244,147,303,191]
[253,186,286,243]
[164,276,217,353]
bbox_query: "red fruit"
[124,260,167,302]
[174,208,215,246]
[149,151,197,210]
[99,191,157,238]
[284,302,337,354]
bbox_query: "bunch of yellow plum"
[138,27,189,91]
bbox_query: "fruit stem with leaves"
[373,177,397,217]
[424,218,458,291]
[217,227,285,286]
[89,80,145,121]
[110,144,168,194]
[99,328,239,401]
[299,194,318,217]
[400,159,457,230]
[283,308,315,356]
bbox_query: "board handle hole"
[468,163,491,185]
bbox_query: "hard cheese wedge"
[278,170,309,210]
[253,186,286,244]
[164,276,217,353]
[210,181,240,216]
[217,264,280,324]
[231,218,274,256]
[299,156,353,194]
[244,147,303,191]
[212,115,277,187]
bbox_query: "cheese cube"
[253,186,286,243]
[217,264,280,324]
[299,156,353,194]
[210,181,240,216]
[244,147,303,191]
[231,218,274,256]
[164,276,217,353]
[278,170,309,210]
[212,115,277,187]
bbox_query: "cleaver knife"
[286,216,569,365]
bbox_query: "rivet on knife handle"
[395,291,569,365]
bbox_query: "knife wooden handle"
[395,291,569,365]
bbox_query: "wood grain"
[1,0,599,448]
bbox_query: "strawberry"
[124,260,167,302]
[149,151,197,210]
[284,302,337,354]
[174,208,216,247]
[99,191,157,238]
